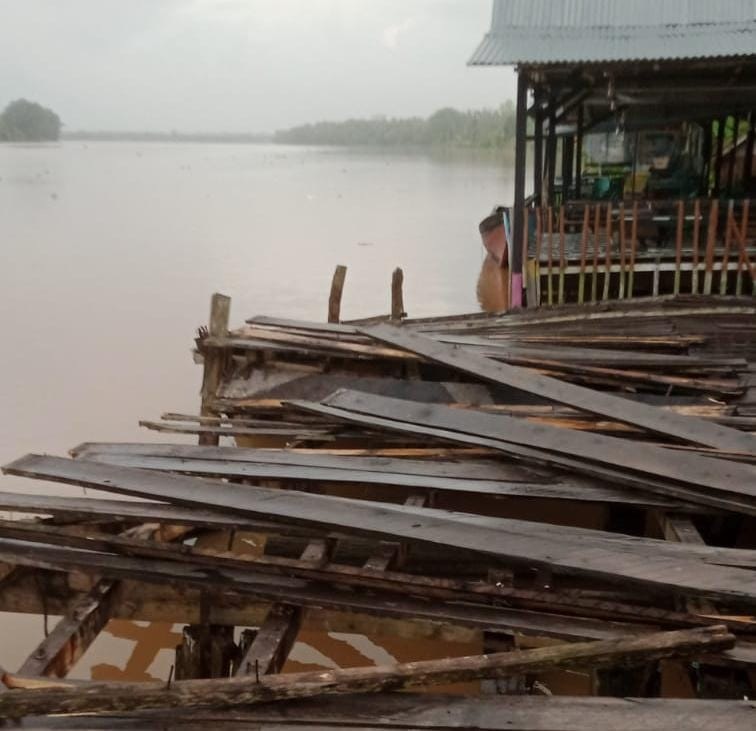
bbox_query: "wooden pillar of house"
[713,116,726,197]
[510,68,529,309]
[546,96,557,206]
[533,92,544,204]
[743,111,755,189]
[562,134,574,202]
[701,120,713,196]
[575,103,584,199]
[726,116,739,196]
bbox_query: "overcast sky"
[0,0,515,133]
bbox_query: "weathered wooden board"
[0,627,734,716]
[311,390,756,514]
[361,323,756,454]
[0,538,657,643]
[19,694,756,731]
[73,450,684,508]
[4,456,756,606]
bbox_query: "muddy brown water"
[0,141,517,680]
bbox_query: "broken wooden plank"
[18,580,116,678]
[235,539,330,678]
[360,324,756,454]
[0,626,735,716]
[4,456,756,606]
[311,390,756,515]
[328,265,348,323]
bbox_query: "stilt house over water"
[470,0,756,307]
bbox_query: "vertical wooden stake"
[703,199,719,295]
[673,200,684,296]
[391,268,406,321]
[558,205,566,305]
[602,203,613,301]
[628,201,638,298]
[719,201,734,295]
[691,199,701,295]
[591,204,600,302]
[546,206,554,305]
[577,205,589,304]
[199,293,231,446]
[618,203,626,299]
[327,265,347,323]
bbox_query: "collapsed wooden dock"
[0,289,755,727]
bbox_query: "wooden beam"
[0,627,735,716]
[327,265,347,323]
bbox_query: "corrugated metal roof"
[469,0,756,66]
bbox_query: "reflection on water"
[0,141,513,679]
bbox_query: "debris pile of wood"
[0,294,755,727]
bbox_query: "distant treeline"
[0,99,61,142]
[63,130,272,143]
[274,103,516,149]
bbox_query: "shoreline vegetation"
[0,99,61,142]
[58,104,516,150]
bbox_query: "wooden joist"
[0,626,735,716]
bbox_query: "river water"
[0,141,513,679]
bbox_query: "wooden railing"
[526,199,754,306]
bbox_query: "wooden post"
[628,202,638,298]
[713,117,726,197]
[591,204,600,302]
[546,96,557,206]
[701,121,713,195]
[574,104,583,199]
[743,112,754,187]
[510,69,529,309]
[533,91,544,203]
[703,199,719,295]
[674,200,684,295]
[691,199,701,294]
[562,135,574,203]
[391,267,405,321]
[618,203,626,299]
[558,205,566,304]
[726,116,739,196]
[546,206,554,305]
[719,201,734,295]
[602,203,613,301]
[577,205,589,304]
[327,265,347,323]
[199,293,231,446]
